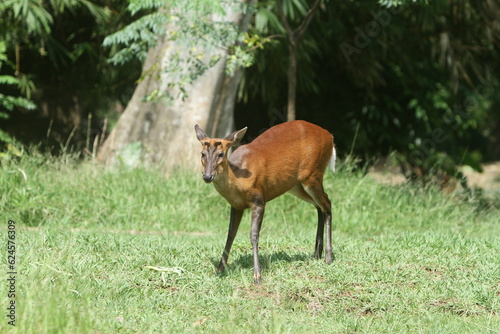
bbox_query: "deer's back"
[228,121,333,201]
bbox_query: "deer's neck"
[213,161,248,209]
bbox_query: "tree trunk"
[277,0,322,121]
[286,42,298,121]
[97,2,252,173]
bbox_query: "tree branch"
[276,0,323,42]
[295,0,322,40]
[276,0,295,41]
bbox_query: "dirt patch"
[462,162,500,192]
[236,284,281,301]
[430,299,497,316]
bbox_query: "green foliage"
[0,0,53,37]
[0,153,498,332]
[0,75,18,86]
[0,42,36,109]
[237,0,310,104]
[237,0,500,181]
[0,94,36,113]
[0,0,143,151]
[0,0,110,48]
[0,0,498,184]
[0,42,36,144]
[103,12,170,64]
[104,0,254,101]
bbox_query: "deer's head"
[194,125,247,183]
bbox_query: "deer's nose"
[202,174,215,183]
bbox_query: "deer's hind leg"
[288,183,332,262]
[301,179,333,264]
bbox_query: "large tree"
[98,0,255,172]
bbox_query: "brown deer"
[194,120,336,283]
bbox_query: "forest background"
[1,0,499,180]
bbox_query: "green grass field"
[1,152,499,333]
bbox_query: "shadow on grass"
[212,250,313,277]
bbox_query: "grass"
[0,152,499,333]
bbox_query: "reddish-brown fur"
[195,120,335,283]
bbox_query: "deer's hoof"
[253,272,262,284]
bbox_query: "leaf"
[18,0,53,35]
[0,75,20,86]
[78,0,111,24]
[0,93,37,111]
[7,143,23,157]
[408,98,419,109]
[0,41,7,56]
[0,129,12,144]
[128,0,164,16]
[291,0,308,16]
[256,8,270,32]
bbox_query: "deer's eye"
[201,152,206,158]
[218,152,224,158]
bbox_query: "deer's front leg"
[217,207,244,274]
[250,197,265,284]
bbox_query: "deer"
[194,120,336,284]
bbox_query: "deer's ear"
[195,124,208,141]
[225,127,247,146]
